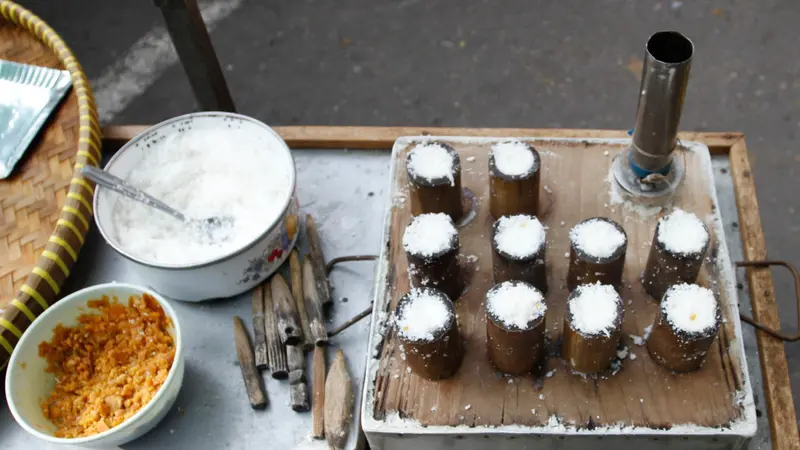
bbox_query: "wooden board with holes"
[362,136,756,448]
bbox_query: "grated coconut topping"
[494,215,545,258]
[569,283,621,336]
[663,283,718,333]
[570,219,626,259]
[402,213,457,257]
[396,289,451,341]
[487,282,546,329]
[657,208,709,256]
[407,143,456,185]
[491,141,536,176]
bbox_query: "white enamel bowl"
[92,112,298,301]
[5,283,184,447]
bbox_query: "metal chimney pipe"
[629,31,694,174]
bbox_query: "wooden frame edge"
[729,136,800,450]
[100,126,795,448]
[101,125,742,154]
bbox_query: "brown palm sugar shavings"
[38,294,175,438]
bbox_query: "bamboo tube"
[641,211,710,301]
[485,281,547,375]
[232,316,267,410]
[271,274,303,346]
[263,281,288,379]
[303,258,330,346]
[404,214,463,301]
[647,284,721,372]
[395,288,463,380]
[406,142,463,222]
[491,215,548,294]
[324,350,353,450]
[312,346,326,439]
[251,284,268,370]
[561,284,624,373]
[290,250,313,349]
[306,214,333,308]
[488,141,541,218]
[567,217,628,291]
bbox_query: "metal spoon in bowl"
[81,165,234,239]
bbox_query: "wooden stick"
[303,257,329,346]
[290,250,313,350]
[263,281,288,379]
[306,214,333,308]
[232,316,267,410]
[287,344,310,412]
[251,284,268,370]
[324,350,353,450]
[312,346,326,439]
[271,274,303,346]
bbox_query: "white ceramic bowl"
[93,112,298,302]
[5,283,184,448]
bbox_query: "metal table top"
[0,150,770,450]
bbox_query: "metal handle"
[736,260,800,342]
[80,165,187,222]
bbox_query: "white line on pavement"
[90,0,243,123]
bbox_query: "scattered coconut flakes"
[643,324,653,339]
[631,335,644,346]
[629,353,637,360]
[402,213,456,257]
[545,369,556,378]
[569,283,621,336]
[564,252,570,258]
[658,208,709,255]
[531,409,536,414]
[395,289,451,341]
[663,284,718,333]
[431,406,437,412]
[464,404,471,410]
[407,143,456,185]
[494,215,545,258]
[491,141,536,176]
[486,282,546,329]
[466,156,476,162]
[570,219,626,259]
[539,394,545,400]
[603,150,610,156]
[617,347,629,359]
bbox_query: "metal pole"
[155,0,236,112]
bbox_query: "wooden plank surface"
[372,137,746,428]
[102,125,741,154]
[729,138,800,450]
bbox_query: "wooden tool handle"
[303,257,330,346]
[312,346,326,439]
[290,250,314,350]
[251,284,268,370]
[324,350,353,450]
[306,214,333,308]
[263,281,288,379]
[271,274,303,346]
[232,316,267,410]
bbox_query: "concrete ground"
[22,0,800,423]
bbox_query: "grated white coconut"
[494,215,545,258]
[396,289,451,341]
[402,213,457,257]
[570,219,626,259]
[111,126,292,266]
[657,208,709,256]
[491,141,536,176]
[486,282,546,329]
[569,283,621,336]
[663,283,718,333]
[407,143,456,185]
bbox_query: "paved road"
[22,0,800,421]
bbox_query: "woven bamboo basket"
[0,1,100,371]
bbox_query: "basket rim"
[0,0,101,371]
